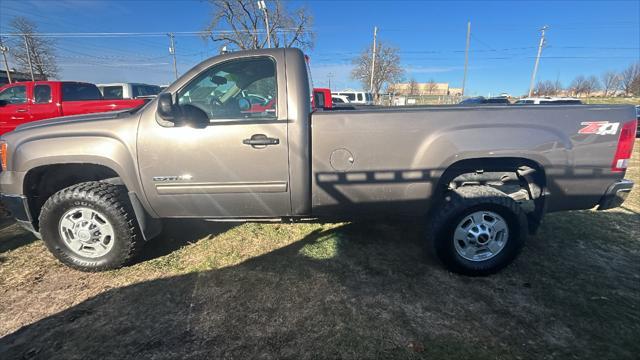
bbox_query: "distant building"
[389,82,460,96]
[0,69,46,85]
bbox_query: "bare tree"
[601,71,621,97]
[620,62,640,96]
[570,76,588,97]
[534,80,553,96]
[631,73,640,96]
[351,42,404,101]
[8,17,58,79]
[583,75,600,97]
[426,79,437,94]
[534,80,563,96]
[408,78,419,95]
[203,0,314,51]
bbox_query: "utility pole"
[23,35,35,81]
[528,25,548,97]
[461,21,471,96]
[168,33,178,80]
[369,26,377,94]
[327,72,333,89]
[257,0,271,48]
[0,44,11,83]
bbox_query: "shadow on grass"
[0,211,639,359]
[0,220,37,254]
[134,219,235,264]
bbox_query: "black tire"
[39,181,143,272]
[428,185,527,276]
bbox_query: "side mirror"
[238,97,251,112]
[157,93,176,121]
[0,100,7,107]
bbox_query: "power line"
[0,29,309,38]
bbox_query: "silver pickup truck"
[0,48,636,275]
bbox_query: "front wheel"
[39,182,143,272]
[428,186,528,276]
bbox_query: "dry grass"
[0,142,639,359]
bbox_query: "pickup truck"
[97,82,161,100]
[0,81,146,134]
[0,48,636,275]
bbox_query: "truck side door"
[29,83,59,121]
[0,84,31,134]
[137,55,292,218]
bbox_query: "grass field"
[0,142,639,359]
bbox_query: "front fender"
[13,136,156,217]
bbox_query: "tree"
[8,17,58,79]
[351,42,404,101]
[426,79,437,94]
[570,76,588,96]
[534,80,562,96]
[408,78,419,95]
[583,75,600,97]
[601,71,621,97]
[620,62,640,96]
[203,0,314,51]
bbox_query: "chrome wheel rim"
[453,210,509,262]
[59,207,115,258]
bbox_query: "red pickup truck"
[0,81,146,134]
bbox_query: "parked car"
[313,88,332,110]
[514,97,582,105]
[0,48,636,276]
[331,95,350,104]
[459,96,511,105]
[332,90,374,105]
[0,81,147,134]
[97,83,161,100]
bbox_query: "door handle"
[16,109,28,113]
[242,134,279,147]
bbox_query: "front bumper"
[597,179,634,210]
[0,193,39,235]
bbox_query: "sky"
[0,0,638,96]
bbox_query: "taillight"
[0,142,7,171]
[611,119,637,172]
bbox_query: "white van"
[331,90,374,105]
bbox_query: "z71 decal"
[578,121,620,135]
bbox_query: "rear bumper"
[0,193,39,235]
[597,179,634,210]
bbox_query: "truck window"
[0,85,27,104]
[102,86,124,99]
[314,91,325,108]
[132,84,161,98]
[357,93,363,101]
[177,57,277,120]
[345,93,355,101]
[62,83,103,101]
[34,85,52,103]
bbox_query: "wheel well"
[24,164,120,230]
[435,157,547,232]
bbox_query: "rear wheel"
[428,186,527,276]
[39,182,143,272]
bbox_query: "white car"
[331,95,351,105]
[332,90,374,105]
[97,83,162,100]
[515,97,582,105]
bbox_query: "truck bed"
[310,104,636,217]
